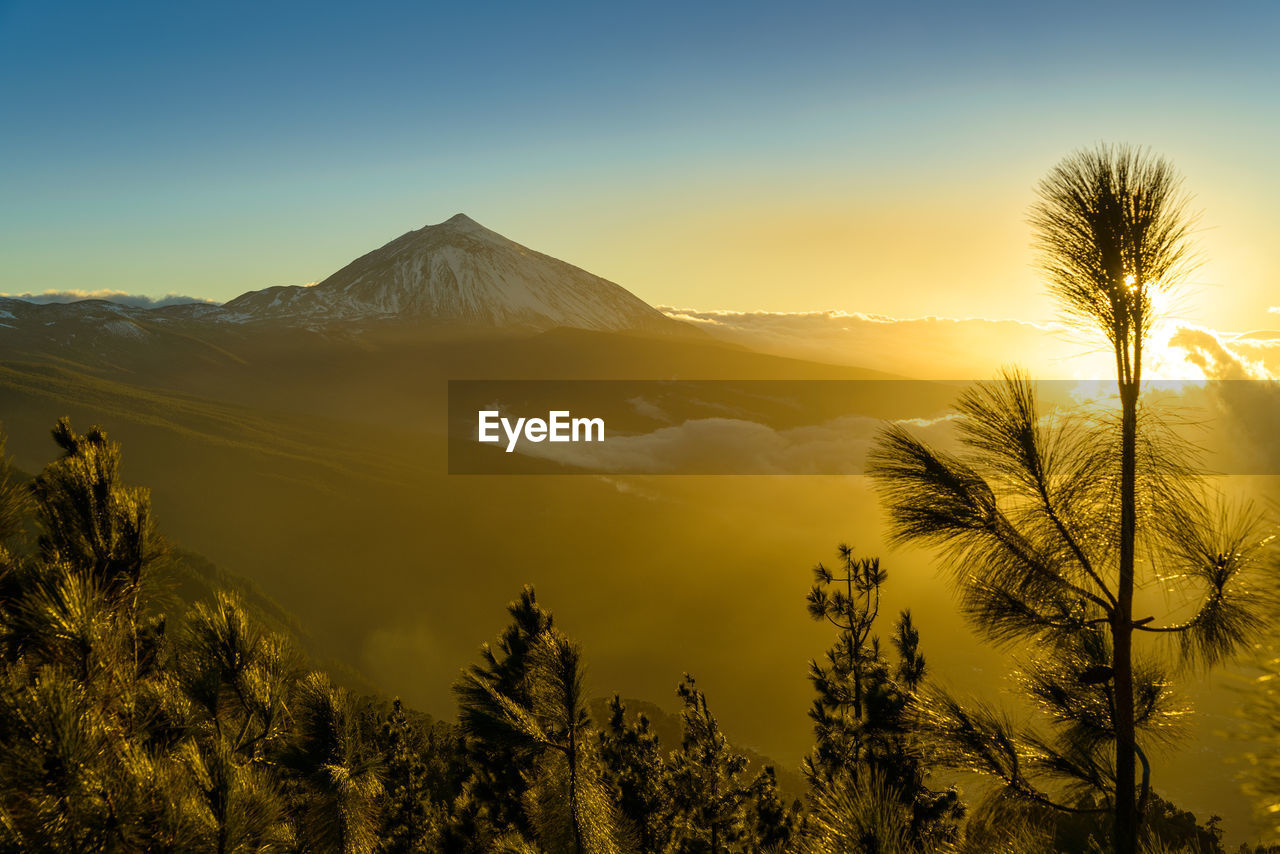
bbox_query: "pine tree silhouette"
[803,545,961,847]
[458,600,622,853]
[598,695,674,854]
[455,585,555,842]
[666,674,754,854]
[870,146,1269,854]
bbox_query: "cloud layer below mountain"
[663,307,1280,384]
[663,308,1100,378]
[651,308,1280,476]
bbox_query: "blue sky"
[2,0,1279,327]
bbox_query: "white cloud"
[1168,327,1256,381]
[1167,325,1280,381]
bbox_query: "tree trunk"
[1113,382,1138,854]
[848,572,863,779]
[569,729,584,854]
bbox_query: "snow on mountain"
[222,214,680,333]
[0,298,155,347]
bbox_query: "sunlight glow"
[1145,284,1208,384]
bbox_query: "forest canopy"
[0,417,1268,854]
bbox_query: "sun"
[1143,282,1208,384]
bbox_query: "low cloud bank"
[655,308,1280,475]
[512,412,960,475]
[664,306,1280,384]
[662,308,1096,378]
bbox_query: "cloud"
[660,308,1101,379]
[627,396,672,423]
[0,289,217,309]
[1160,325,1280,474]
[1167,325,1280,381]
[663,307,1280,386]
[510,413,960,475]
[1168,327,1256,381]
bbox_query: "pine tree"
[803,545,886,783]
[800,768,919,854]
[282,672,383,854]
[175,591,298,852]
[373,698,447,854]
[460,624,623,854]
[455,585,555,841]
[666,675,754,854]
[869,144,1269,854]
[598,695,673,854]
[803,546,962,846]
[0,431,28,549]
[0,422,419,852]
[0,420,199,852]
[31,418,164,603]
[745,766,802,852]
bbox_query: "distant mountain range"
[0,214,689,339]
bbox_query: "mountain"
[0,214,689,340]
[221,213,683,333]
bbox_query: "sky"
[5,3,1280,836]
[2,1,1280,330]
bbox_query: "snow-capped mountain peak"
[221,215,679,333]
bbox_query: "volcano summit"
[220,214,681,334]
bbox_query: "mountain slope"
[223,214,682,333]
